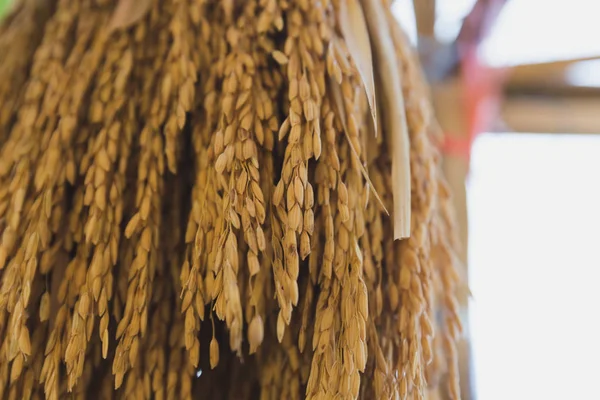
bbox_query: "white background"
[468,133,600,399]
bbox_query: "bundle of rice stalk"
[0,0,464,399]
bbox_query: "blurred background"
[390,0,600,399]
[2,0,598,399]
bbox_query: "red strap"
[450,46,504,164]
[441,134,472,161]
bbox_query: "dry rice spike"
[432,183,463,400]
[298,224,319,352]
[0,0,78,281]
[179,5,222,367]
[40,248,87,400]
[327,85,369,398]
[367,321,395,400]
[0,0,79,277]
[305,262,340,400]
[18,361,36,400]
[206,51,245,361]
[108,14,160,333]
[0,1,50,142]
[161,0,197,173]
[414,162,438,390]
[382,221,399,332]
[112,75,168,390]
[0,0,74,208]
[2,358,23,400]
[305,35,363,395]
[382,130,436,400]
[371,130,404,400]
[316,76,368,398]
[392,123,439,399]
[210,0,275,356]
[305,98,342,400]
[358,52,387,330]
[425,325,446,397]
[112,122,165,389]
[181,121,215,367]
[295,228,319,353]
[171,10,210,373]
[362,169,386,321]
[26,296,50,394]
[82,36,135,366]
[74,333,101,399]
[63,29,132,391]
[322,38,373,394]
[63,250,94,391]
[3,274,43,399]
[121,337,146,399]
[394,232,429,400]
[244,3,282,355]
[111,126,141,329]
[0,0,92,265]
[113,224,134,327]
[211,202,244,356]
[271,0,329,339]
[387,30,465,392]
[297,147,322,353]
[137,212,179,399]
[112,0,174,388]
[4,11,110,392]
[247,149,278,355]
[126,280,169,400]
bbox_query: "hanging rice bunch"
[0,0,464,399]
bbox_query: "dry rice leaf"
[329,76,388,216]
[338,0,378,137]
[360,0,411,240]
[108,0,153,33]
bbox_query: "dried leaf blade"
[360,0,411,239]
[339,0,378,137]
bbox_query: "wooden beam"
[413,0,436,37]
[502,95,600,133]
[506,56,600,90]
